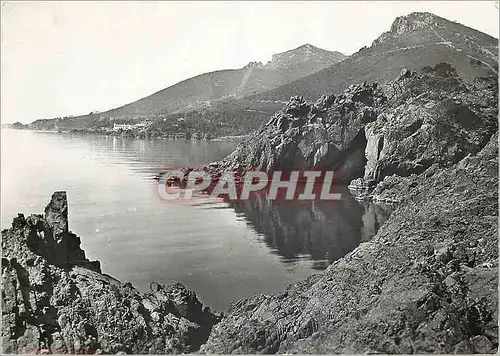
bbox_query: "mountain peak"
[296,43,317,50]
[371,11,451,47]
[389,12,442,35]
[284,43,331,55]
[372,10,498,48]
[264,44,346,70]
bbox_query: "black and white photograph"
[1,1,498,354]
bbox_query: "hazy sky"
[2,1,499,124]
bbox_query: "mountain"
[29,44,344,131]
[94,44,345,118]
[167,11,498,136]
[250,12,497,102]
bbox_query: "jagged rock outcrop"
[1,192,219,354]
[19,192,101,271]
[201,132,498,354]
[349,63,498,197]
[373,12,445,45]
[214,82,386,182]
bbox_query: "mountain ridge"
[249,11,498,103]
[82,44,346,119]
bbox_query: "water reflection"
[229,187,394,270]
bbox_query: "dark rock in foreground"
[201,132,498,354]
[1,192,219,354]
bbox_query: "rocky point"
[349,63,497,200]
[1,192,219,354]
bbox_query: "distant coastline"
[3,125,250,142]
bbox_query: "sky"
[1,1,499,124]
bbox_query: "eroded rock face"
[348,64,498,200]
[1,193,219,354]
[363,65,497,184]
[201,133,498,355]
[217,82,387,182]
[204,64,496,193]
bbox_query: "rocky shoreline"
[2,64,498,354]
[1,192,219,354]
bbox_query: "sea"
[1,129,392,311]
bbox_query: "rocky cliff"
[200,130,498,354]
[348,63,497,200]
[1,192,219,354]
[212,81,387,182]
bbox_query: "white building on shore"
[113,122,149,131]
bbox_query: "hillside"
[29,44,344,130]
[106,43,344,117]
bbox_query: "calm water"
[1,129,392,311]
